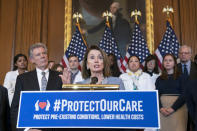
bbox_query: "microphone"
[90,77,98,84]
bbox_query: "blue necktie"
[183,64,188,76]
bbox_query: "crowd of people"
[1,1,197,131]
[1,42,197,131]
[0,2,197,131]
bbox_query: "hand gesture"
[59,68,71,84]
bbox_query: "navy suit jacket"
[185,79,197,131]
[0,86,11,131]
[178,62,197,130]
[11,69,62,131]
[177,62,197,80]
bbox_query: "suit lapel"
[31,69,40,90]
[178,63,183,74]
[190,62,194,74]
[46,70,54,90]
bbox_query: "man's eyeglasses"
[179,52,191,55]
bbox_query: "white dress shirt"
[151,73,160,84]
[73,71,83,84]
[36,68,49,90]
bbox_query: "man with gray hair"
[178,45,197,131]
[11,43,63,131]
[178,45,197,79]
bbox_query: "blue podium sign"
[17,91,160,129]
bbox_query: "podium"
[62,84,119,90]
[17,85,160,129]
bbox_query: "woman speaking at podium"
[61,45,125,90]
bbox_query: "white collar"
[36,68,49,74]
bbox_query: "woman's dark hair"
[82,45,111,79]
[108,53,121,77]
[13,54,28,71]
[143,55,159,74]
[160,53,180,80]
[128,55,140,64]
[127,55,141,71]
[51,64,64,73]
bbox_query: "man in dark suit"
[178,45,197,80]
[185,79,197,131]
[11,43,62,131]
[0,86,11,131]
[178,45,197,131]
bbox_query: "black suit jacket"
[177,61,197,80]
[0,86,11,131]
[11,69,62,131]
[178,62,197,130]
[185,79,197,131]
